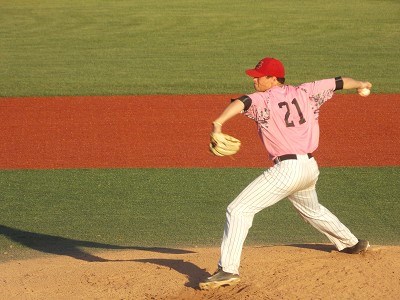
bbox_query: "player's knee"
[226,204,254,219]
[226,205,254,229]
[226,204,242,218]
[299,205,326,219]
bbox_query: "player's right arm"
[212,99,245,133]
[342,77,372,91]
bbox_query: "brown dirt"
[0,94,399,299]
[0,94,399,169]
[1,245,399,299]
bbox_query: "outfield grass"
[1,167,399,260]
[1,0,399,96]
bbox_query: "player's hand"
[359,81,372,90]
[357,81,372,97]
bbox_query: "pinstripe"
[219,156,358,274]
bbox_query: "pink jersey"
[244,78,336,159]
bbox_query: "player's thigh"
[228,167,293,214]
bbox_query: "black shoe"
[340,240,370,254]
[199,267,240,290]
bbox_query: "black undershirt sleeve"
[335,76,344,91]
[231,95,252,111]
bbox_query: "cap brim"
[245,69,265,77]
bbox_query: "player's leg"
[288,184,359,250]
[219,164,300,275]
[201,169,289,290]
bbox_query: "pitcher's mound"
[1,244,399,299]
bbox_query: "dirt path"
[1,94,399,169]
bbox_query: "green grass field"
[0,0,399,260]
[1,167,399,260]
[1,0,399,96]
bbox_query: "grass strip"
[0,167,398,260]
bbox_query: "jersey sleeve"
[242,92,270,123]
[298,78,337,109]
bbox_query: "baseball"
[359,88,370,97]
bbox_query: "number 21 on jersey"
[278,98,306,127]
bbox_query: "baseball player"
[199,57,372,290]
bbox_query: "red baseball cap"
[245,57,285,78]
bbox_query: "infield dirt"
[1,245,400,299]
[1,94,399,169]
[0,94,399,299]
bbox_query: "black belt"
[273,153,313,164]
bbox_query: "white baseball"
[359,88,370,97]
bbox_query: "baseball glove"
[209,132,241,156]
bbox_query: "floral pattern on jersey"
[310,89,334,109]
[244,106,270,128]
[309,88,335,119]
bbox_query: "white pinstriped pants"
[219,155,358,274]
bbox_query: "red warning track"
[0,94,399,169]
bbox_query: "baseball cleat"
[340,239,370,254]
[199,268,240,290]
